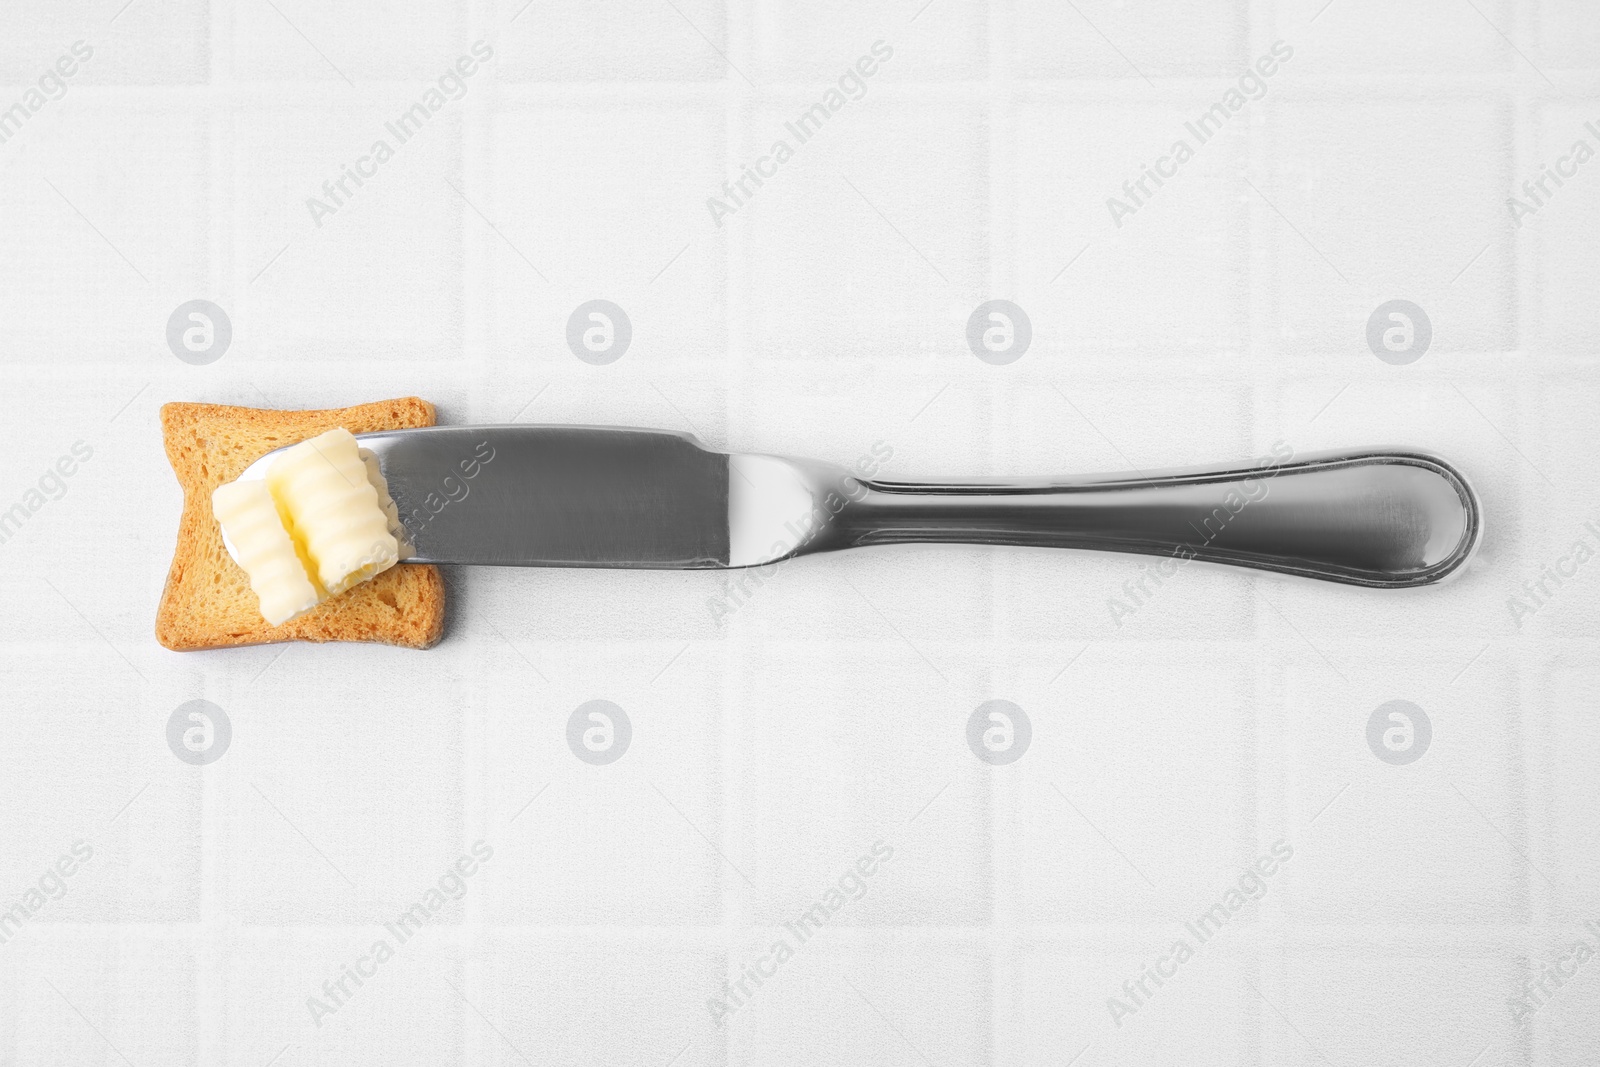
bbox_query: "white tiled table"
[1,1,1596,1064]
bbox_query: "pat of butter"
[212,479,322,625]
[212,428,400,625]
[266,429,399,595]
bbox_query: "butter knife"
[234,426,1481,587]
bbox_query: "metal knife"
[234,426,1481,587]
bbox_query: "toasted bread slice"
[156,398,446,651]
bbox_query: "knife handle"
[826,449,1480,587]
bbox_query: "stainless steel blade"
[375,425,730,566]
[239,425,731,567]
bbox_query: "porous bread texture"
[156,397,445,651]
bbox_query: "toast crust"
[156,398,446,651]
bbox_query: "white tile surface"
[0,1,1596,1065]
